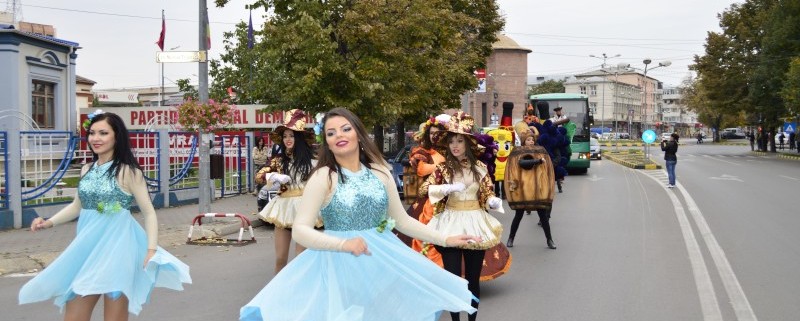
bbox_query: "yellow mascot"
[486,102,516,198]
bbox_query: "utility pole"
[591,53,620,133]
[198,0,211,213]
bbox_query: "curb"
[211,215,266,236]
[604,153,662,169]
[778,153,800,161]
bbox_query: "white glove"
[487,196,502,209]
[441,182,466,195]
[274,174,291,184]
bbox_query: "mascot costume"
[485,102,516,198]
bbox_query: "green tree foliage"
[780,57,800,116]
[176,78,199,101]
[210,0,504,127]
[692,0,800,148]
[527,79,565,96]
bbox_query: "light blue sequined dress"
[19,162,192,315]
[240,166,476,321]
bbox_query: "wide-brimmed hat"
[432,111,485,157]
[270,109,315,146]
[553,106,562,111]
[412,113,450,144]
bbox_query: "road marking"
[779,175,799,181]
[702,155,741,166]
[586,174,604,181]
[675,182,758,321]
[709,174,744,182]
[641,171,723,321]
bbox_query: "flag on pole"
[204,8,211,50]
[156,10,165,51]
[247,9,254,49]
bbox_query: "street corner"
[0,251,59,277]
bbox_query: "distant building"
[568,67,663,134]
[0,23,80,131]
[93,86,181,107]
[76,75,96,108]
[661,86,700,136]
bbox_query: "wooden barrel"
[403,164,421,205]
[503,146,555,210]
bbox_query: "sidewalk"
[0,194,263,276]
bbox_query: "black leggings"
[510,208,552,242]
[435,246,484,321]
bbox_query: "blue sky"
[6,0,738,89]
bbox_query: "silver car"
[590,138,602,160]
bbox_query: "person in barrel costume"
[505,122,557,249]
[256,109,321,273]
[421,111,510,321]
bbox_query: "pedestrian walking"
[252,136,269,195]
[240,108,479,321]
[779,132,785,150]
[404,114,450,265]
[19,111,191,320]
[789,132,796,150]
[661,133,679,188]
[421,111,507,321]
[506,126,556,249]
[748,131,756,151]
[255,109,320,274]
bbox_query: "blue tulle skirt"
[18,209,192,315]
[240,229,476,321]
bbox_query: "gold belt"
[280,188,304,197]
[446,200,481,211]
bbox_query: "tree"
[528,80,565,96]
[210,0,504,129]
[780,56,800,118]
[176,78,199,101]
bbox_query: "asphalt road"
[1,144,797,320]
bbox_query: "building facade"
[661,86,700,137]
[0,24,79,132]
[463,34,531,128]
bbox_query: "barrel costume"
[504,123,557,249]
[421,111,511,321]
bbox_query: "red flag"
[156,10,165,51]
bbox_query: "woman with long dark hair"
[661,132,679,188]
[240,107,479,321]
[256,109,319,273]
[421,111,505,321]
[20,111,191,320]
[252,136,268,194]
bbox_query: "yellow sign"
[156,51,207,63]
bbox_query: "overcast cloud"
[7,0,739,89]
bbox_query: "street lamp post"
[591,54,620,133]
[641,58,671,158]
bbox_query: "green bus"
[529,93,592,174]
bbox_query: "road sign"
[156,51,208,63]
[642,129,656,144]
[784,122,796,133]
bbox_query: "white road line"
[641,171,723,321]
[701,155,742,166]
[676,182,758,321]
[779,175,799,181]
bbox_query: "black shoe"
[537,220,542,226]
[557,181,563,193]
[547,239,557,249]
[506,237,515,248]
[526,211,531,215]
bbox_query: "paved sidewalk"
[0,194,264,276]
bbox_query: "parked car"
[774,132,792,147]
[386,143,415,199]
[721,128,746,139]
[590,138,602,160]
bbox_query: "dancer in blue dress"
[240,108,480,321]
[19,111,191,320]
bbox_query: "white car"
[590,138,601,159]
[661,132,673,142]
[774,132,793,147]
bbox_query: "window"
[32,80,56,128]
[590,85,597,96]
[579,86,586,95]
[589,102,597,114]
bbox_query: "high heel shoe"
[547,239,557,249]
[506,236,515,248]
